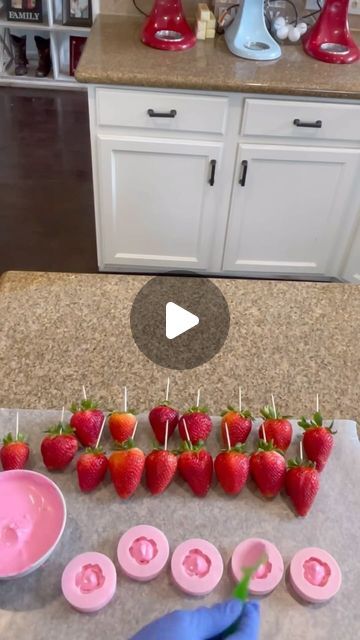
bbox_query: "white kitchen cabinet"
[342,221,360,282]
[96,135,223,270]
[222,144,360,276]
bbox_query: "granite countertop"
[1,271,360,420]
[75,14,360,99]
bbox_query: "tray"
[0,409,359,640]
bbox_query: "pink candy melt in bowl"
[231,538,284,596]
[290,547,342,603]
[117,525,169,581]
[171,538,224,596]
[0,470,66,580]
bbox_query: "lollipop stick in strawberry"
[1,411,30,471]
[146,420,178,495]
[108,386,137,443]
[77,415,108,493]
[149,379,179,445]
[220,388,253,447]
[259,396,292,452]
[285,437,320,517]
[70,388,104,448]
[41,407,78,471]
[178,419,213,497]
[179,389,212,445]
[215,423,250,496]
[109,418,144,499]
[298,402,336,472]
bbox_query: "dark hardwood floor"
[0,86,98,273]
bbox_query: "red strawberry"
[178,407,212,444]
[41,424,78,471]
[215,444,249,495]
[70,399,104,448]
[77,447,108,492]
[220,406,253,446]
[285,458,320,516]
[298,412,336,471]
[250,441,286,498]
[108,411,136,443]
[108,440,145,499]
[259,405,292,451]
[178,441,213,497]
[149,403,179,445]
[1,433,30,470]
[145,448,178,495]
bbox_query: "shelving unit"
[0,0,99,88]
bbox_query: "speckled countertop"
[75,14,360,99]
[0,271,360,420]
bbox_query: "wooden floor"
[0,86,98,273]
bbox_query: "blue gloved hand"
[130,599,260,640]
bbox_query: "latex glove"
[130,599,260,640]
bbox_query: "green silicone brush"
[224,542,267,637]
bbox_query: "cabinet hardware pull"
[209,159,216,186]
[147,109,177,118]
[293,118,322,128]
[239,160,248,186]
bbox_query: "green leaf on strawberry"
[44,423,75,437]
[256,439,285,456]
[287,457,316,469]
[260,405,291,420]
[2,432,27,445]
[187,406,209,414]
[70,398,99,413]
[220,405,253,419]
[298,413,337,434]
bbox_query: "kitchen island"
[1,270,360,420]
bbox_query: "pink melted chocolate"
[0,473,65,577]
[303,557,331,587]
[183,549,211,578]
[75,563,105,593]
[129,537,158,565]
[254,561,272,580]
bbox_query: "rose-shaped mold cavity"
[290,547,341,603]
[231,538,284,596]
[117,525,169,582]
[62,552,117,613]
[171,538,223,596]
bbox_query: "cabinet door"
[342,221,360,283]
[223,144,360,276]
[96,135,222,270]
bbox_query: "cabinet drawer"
[241,99,360,142]
[96,88,228,135]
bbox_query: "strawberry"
[250,441,286,498]
[108,440,145,499]
[77,447,108,492]
[215,444,249,495]
[1,433,30,470]
[285,458,320,517]
[220,406,253,446]
[259,405,292,452]
[70,399,104,448]
[149,403,179,445]
[178,407,212,444]
[178,441,213,497]
[145,448,178,495]
[41,424,78,471]
[298,412,336,471]
[108,411,136,443]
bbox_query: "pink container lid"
[62,552,117,612]
[0,470,66,580]
[231,538,284,596]
[117,524,169,582]
[171,538,223,596]
[290,547,342,603]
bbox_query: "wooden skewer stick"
[124,386,127,413]
[165,377,170,403]
[300,439,303,462]
[182,418,192,447]
[131,419,138,441]
[95,415,107,449]
[225,422,231,451]
[82,385,87,401]
[60,406,65,425]
[239,387,242,413]
[15,411,19,440]
[164,420,169,451]
[262,423,267,443]
[271,394,276,418]
[316,393,319,413]
[196,387,201,407]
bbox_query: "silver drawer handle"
[147,109,177,118]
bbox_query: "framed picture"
[6,0,43,22]
[63,0,92,28]
[69,35,87,76]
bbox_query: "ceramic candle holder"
[117,524,169,582]
[231,538,284,596]
[61,552,117,612]
[290,547,342,603]
[171,538,224,596]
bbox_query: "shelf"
[52,23,90,33]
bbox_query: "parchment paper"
[0,409,359,640]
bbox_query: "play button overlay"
[166,302,199,340]
[130,274,230,370]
